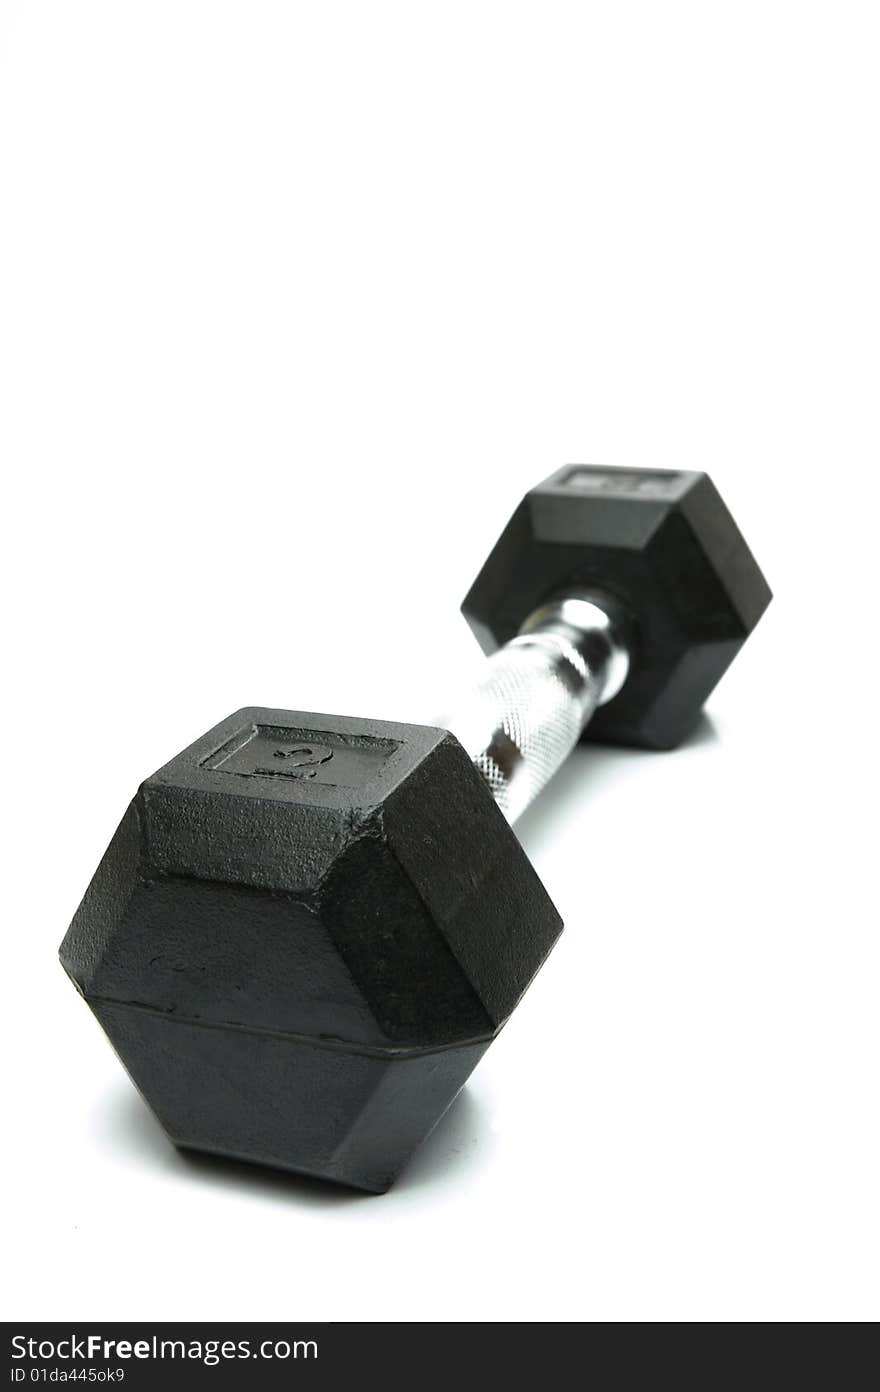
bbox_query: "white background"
[1,2,877,1323]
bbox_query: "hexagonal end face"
[60,708,561,1191]
[462,465,772,749]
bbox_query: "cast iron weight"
[60,465,771,1192]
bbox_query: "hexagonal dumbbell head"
[60,709,561,1192]
[462,465,772,750]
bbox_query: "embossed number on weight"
[255,745,335,780]
[201,723,400,787]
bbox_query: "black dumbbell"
[60,465,771,1192]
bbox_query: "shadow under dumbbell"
[394,1085,494,1192]
[96,1080,492,1205]
[516,712,719,858]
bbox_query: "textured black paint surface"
[60,708,562,1192]
[462,465,772,749]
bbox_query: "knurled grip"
[439,595,631,823]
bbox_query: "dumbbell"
[60,465,771,1193]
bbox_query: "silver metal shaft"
[438,593,632,823]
